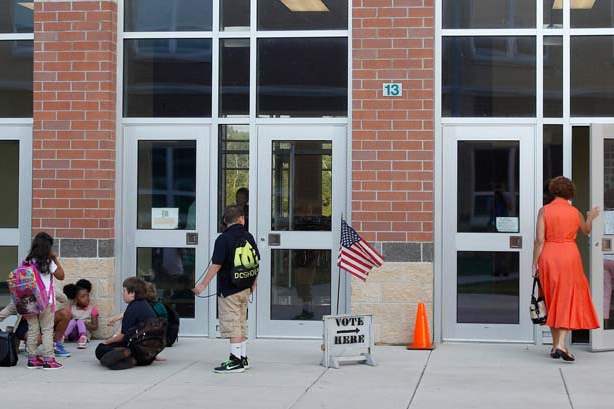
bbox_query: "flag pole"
[337,213,343,315]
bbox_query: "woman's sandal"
[550,349,561,359]
[555,348,575,362]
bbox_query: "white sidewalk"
[0,338,612,409]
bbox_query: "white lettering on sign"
[322,314,376,369]
[382,82,402,97]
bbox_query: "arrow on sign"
[337,328,360,334]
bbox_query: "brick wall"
[352,0,433,258]
[32,0,117,257]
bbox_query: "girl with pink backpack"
[22,232,66,369]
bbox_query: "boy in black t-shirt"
[193,205,259,373]
[95,277,156,370]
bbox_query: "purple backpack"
[8,262,49,317]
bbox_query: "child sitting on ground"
[145,282,168,320]
[63,279,99,349]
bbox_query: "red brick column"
[33,0,117,257]
[352,0,434,258]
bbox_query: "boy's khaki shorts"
[218,288,250,338]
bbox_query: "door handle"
[186,232,198,245]
[268,233,281,246]
[509,236,522,249]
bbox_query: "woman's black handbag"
[530,277,548,325]
[0,329,18,367]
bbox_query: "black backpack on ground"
[0,329,18,367]
[164,303,180,347]
[126,317,167,366]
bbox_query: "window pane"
[0,141,19,228]
[544,36,563,118]
[258,0,348,30]
[543,125,563,205]
[457,251,519,324]
[272,141,332,231]
[458,141,520,233]
[571,36,614,117]
[137,248,196,319]
[125,0,212,31]
[443,0,535,28]
[0,40,32,118]
[443,36,536,117]
[271,249,331,320]
[544,0,563,28]
[218,125,250,232]
[0,246,18,309]
[221,0,249,31]
[258,38,348,117]
[123,39,212,118]
[0,0,33,33]
[571,0,614,28]
[604,138,614,330]
[220,39,249,117]
[137,140,196,230]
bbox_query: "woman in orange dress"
[533,176,600,361]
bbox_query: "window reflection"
[571,36,614,117]
[272,141,332,231]
[443,0,535,28]
[221,0,249,31]
[457,141,520,233]
[125,0,212,31]
[137,141,196,230]
[0,40,32,118]
[0,141,19,228]
[258,0,348,30]
[137,248,195,318]
[0,246,18,309]
[220,39,249,117]
[271,249,331,321]
[123,39,212,117]
[544,37,563,118]
[257,38,348,118]
[543,125,563,205]
[544,0,563,28]
[457,251,519,324]
[571,0,614,28]
[443,37,536,117]
[218,125,249,232]
[0,0,33,33]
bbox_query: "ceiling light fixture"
[552,0,597,9]
[280,0,329,12]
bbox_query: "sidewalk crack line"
[559,368,575,409]
[114,360,199,409]
[287,367,329,409]
[407,350,433,409]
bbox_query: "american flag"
[338,219,384,281]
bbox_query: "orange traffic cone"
[407,303,433,350]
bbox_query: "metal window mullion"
[563,0,572,178]
[441,28,537,36]
[122,31,214,39]
[256,30,348,38]
[0,33,33,40]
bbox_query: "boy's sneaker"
[54,342,71,358]
[27,356,44,369]
[77,335,88,349]
[214,355,244,373]
[241,356,249,369]
[43,357,63,370]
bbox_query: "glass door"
[590,124,614,351]
[0,125,31,316]
[123,125,210,335]
[256,125,346,338]
[442,125,534,342]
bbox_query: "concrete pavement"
[0,338,612,409]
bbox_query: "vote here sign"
[322,314,375,368]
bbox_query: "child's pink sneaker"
[43,357,63,370]
[27,356,44,369]
[77,335,88,349]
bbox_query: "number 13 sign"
[382,82,402,97]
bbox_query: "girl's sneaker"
[54,341,71,358]
[77,335,88,349]
[27,356,44,369]
[43,357,63,370]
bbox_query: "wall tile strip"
[32,1,117,244]
[352,0,434,244]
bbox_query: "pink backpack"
[8,262,49,317]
